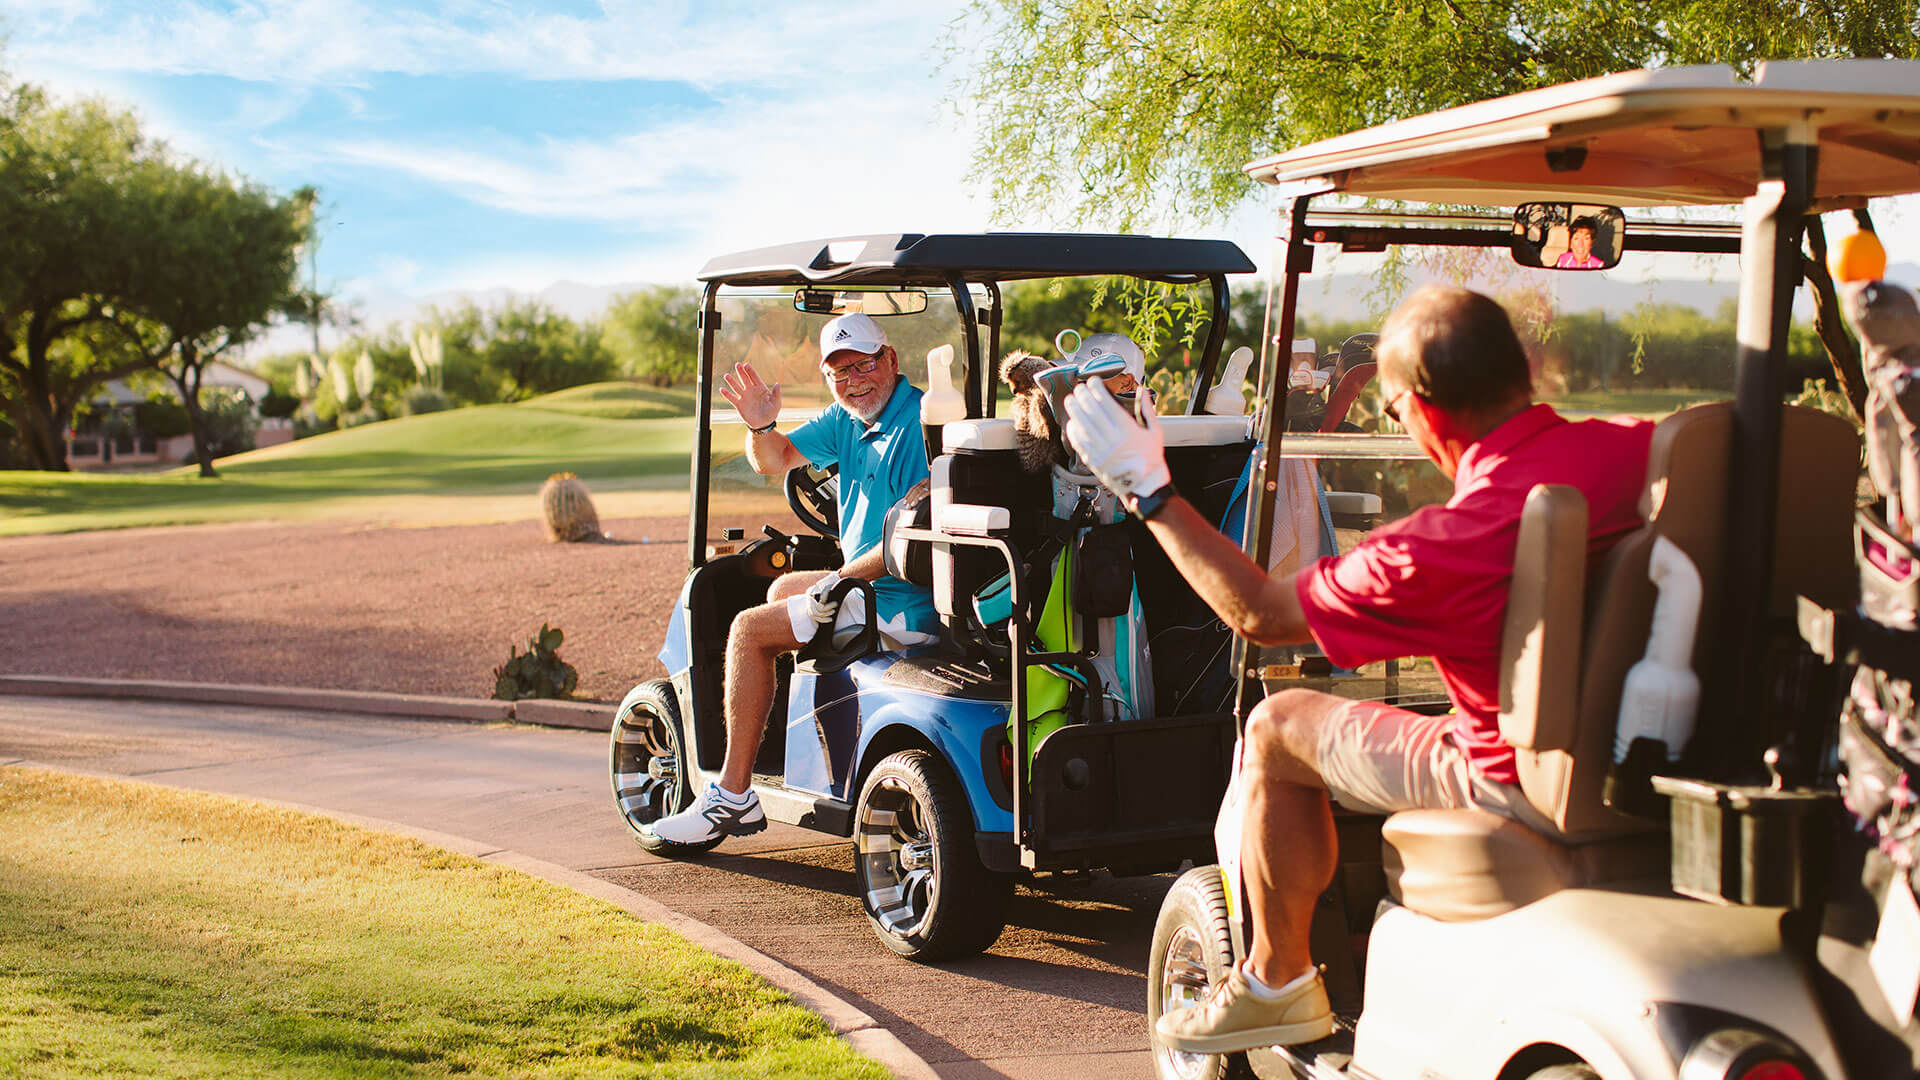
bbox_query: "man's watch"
[1129,483,1177,522]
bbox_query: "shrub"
[539,472,602,542]
[338,405,385,429]
[492,624,578,701]
[398,385,454,417]
[257,390,301,419]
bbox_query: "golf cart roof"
[1244,60,1920,207]
[696,232,1256,287]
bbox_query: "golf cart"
[1145,61,1920,1080]
[611,232,1314,959]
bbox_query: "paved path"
[0,696,1169,1080]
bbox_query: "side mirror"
[1512,202,1625,271]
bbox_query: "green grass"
[0,768,889,1080]
[0,395,702,536]
[1546,387,1726,417]
[514,383,699,421]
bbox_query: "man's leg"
[646,572,820,844]
[1239,688,1349,987]
[1156,687,1351,1052]
[715,572,819,792]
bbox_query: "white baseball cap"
[1077,332,1146,382]
[819,312,888,363]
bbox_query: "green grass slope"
[0,401,696,536]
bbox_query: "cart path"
[0,695,1166,1080]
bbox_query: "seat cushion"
[1382,809,1668,922]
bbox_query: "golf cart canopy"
[1243,60,1920,207]
[696,232,1256,287]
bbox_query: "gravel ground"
[0,516,695,703]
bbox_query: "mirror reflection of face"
[822,346,897,423]
[1569,227,1594,260]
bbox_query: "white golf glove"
[1063,382,1172,500]
[804,572,845,625]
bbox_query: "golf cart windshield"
[703,287,971,533]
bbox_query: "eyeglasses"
[1382,387,1417,425]
[822,355,883,382]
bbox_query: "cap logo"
[834,327,852,341]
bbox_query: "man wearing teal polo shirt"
[648,312,939,846]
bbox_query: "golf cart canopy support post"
[691,281,723,569]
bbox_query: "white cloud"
[3,0,960,88]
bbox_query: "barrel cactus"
[540,472,602,542]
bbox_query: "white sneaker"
[645,782,767,845]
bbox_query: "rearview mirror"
[794,289,929,316]
[1511,203,1625,271]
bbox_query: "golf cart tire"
[1148,866,1253,1080]
[609,679,722,856]
[1524,1067,1598,1080]
[853,749,1011,960]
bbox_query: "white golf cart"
[1147,61,1920,1080]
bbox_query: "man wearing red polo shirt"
[1063,285,1653,1053]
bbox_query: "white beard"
[840,380,894,425]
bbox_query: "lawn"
[1546,387,1727,417]
[0,385,704,536]
[0,767,888,1080]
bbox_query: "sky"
[3,1,1915,356]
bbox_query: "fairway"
[0,766,888,1080]
[0,386,702,536]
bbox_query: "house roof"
[98,361,271,405]
[1243,60,1920,207]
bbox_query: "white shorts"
[1314,699,1555,832]
[784,587,937,652]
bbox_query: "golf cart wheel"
[1525,1068,1598,1080]
[1149,866,1253,1080]
[853,749,1010,960]
[609,680,720,855]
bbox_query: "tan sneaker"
[1154,968,1333,1054]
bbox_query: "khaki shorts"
[1314,698,1555,832]
[783,587,937,652]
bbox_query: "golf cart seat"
[1383,402,1860,922]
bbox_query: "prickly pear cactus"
[539,472,602,542]
[491,623,579,700]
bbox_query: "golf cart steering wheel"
[785,463,840,538]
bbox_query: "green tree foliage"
[0,69,311,471]
[953,0,1919,413]
[602,285,699,384]
[484,300,615,401]
[0,89,162,470]
[110,166,311,477]
[957,0,1918,229]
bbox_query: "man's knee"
[729,598,803,655]
[1246,689,1341,783]
[767,570,824,603]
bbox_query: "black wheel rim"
[856,775,936,940]
[1158,924,1215,1078]
[612,704,681,828]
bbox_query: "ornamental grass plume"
[540,472,602,542]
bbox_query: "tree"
[481,301,614,400]
[111,163,311,476]
[0,90,162,470]
[602,285,700,384]
[954,0,1920,412]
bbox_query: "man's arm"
[1141,495,1313,647]
[1063,382,1313,647]
[720,360,812,476]
[746,428,809,476]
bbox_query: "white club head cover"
[1063,381,1172,500]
